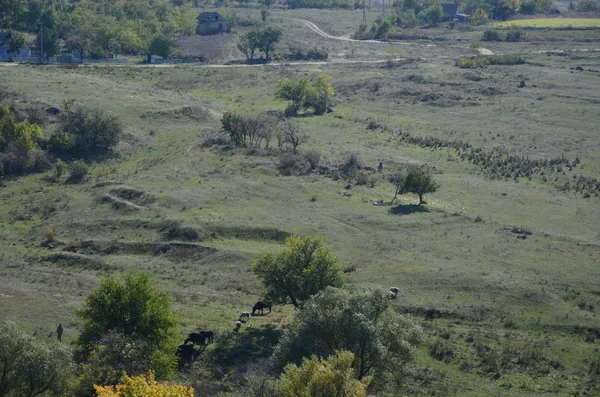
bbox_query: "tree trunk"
[418,193,423,205]
[289,294,298,307]
[390,186,399,204]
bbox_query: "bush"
[279,153,308,176]
[163,220,203,241]
[0,148,51,177]
[51,107,122,160]
[69,160,88,183]
[482,30,501,42]
[455,55,525,68]
[94,371,193,397]
[303,149,321,169]
[505,29,522,42]
[345,152,363,169]
[471,9,489,25]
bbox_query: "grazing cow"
[388,287,399,300]
[184,332,206,346]
[199,330,214,344]
[235,321,242,332]
[252,301,271,315]
[176,344,198,369]
[239,312,251,322]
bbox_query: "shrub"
[303,149,321,169]
[279,153,308,176]
[355,170,371,186]
[52,107,122,160]
[0,148,51,177]
[163,220,203,241]
[54,159,66,178]
[455,55,525,68]
[482,30,501,42]
[345,152,363,169]
[69,160,88,183]
[94,371,193,397]
[472,9,489,25]
[505,29,522,42]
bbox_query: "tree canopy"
[76,270,179,379]
[388,166,439,205]
[275,73,335,115]
[252,235,346,307]
[272,287,422,389]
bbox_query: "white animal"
[239,312,251,321]
[235,321,242,330]
[388,287,399,299]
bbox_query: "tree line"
[0,0,197,60]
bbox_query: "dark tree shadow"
[210,325,282,367]
[388,204,429,215]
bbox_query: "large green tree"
[76,270,179,379]
[272,288,422,389]
[252,236,345,307]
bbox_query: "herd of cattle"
[176,300,272,368]
[176,289,398,368]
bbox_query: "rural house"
[197,12,227,35]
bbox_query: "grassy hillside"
[1,11,599,395]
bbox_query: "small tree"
[471,8,489,25]
[237,28,260,61]
[77,270,179,380]
[276,78,313,112]
[388,170,407,204]
[311,73,334,115]
[276,351,372,397]
[283,121,307,154]
[404,166,439,205]
[423,4,443,25]
[272,288,422,388]
[149,35,176,59]
[258,26,281,59]
[0,104,42,152]
[252,236,345,307]
[7,30,24,54]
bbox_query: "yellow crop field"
[495,18,600,27]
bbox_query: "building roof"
[197,12,226,23]
[441,3,459,16]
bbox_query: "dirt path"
[284,17,413,45]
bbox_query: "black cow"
[176,344,199,369]
[252,301,271,315]
[184,332,206,346]
[199,330,214,344]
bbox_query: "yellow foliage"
[94,372,193,397]
[277,351,372,397]
[0,104,42,151]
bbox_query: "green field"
[495,18,600,28]
[1,9,600,396]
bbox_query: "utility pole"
[382,0,385,17]
[38,23,43,64]
[363,0,367,24]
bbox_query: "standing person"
[56,324,63,342]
